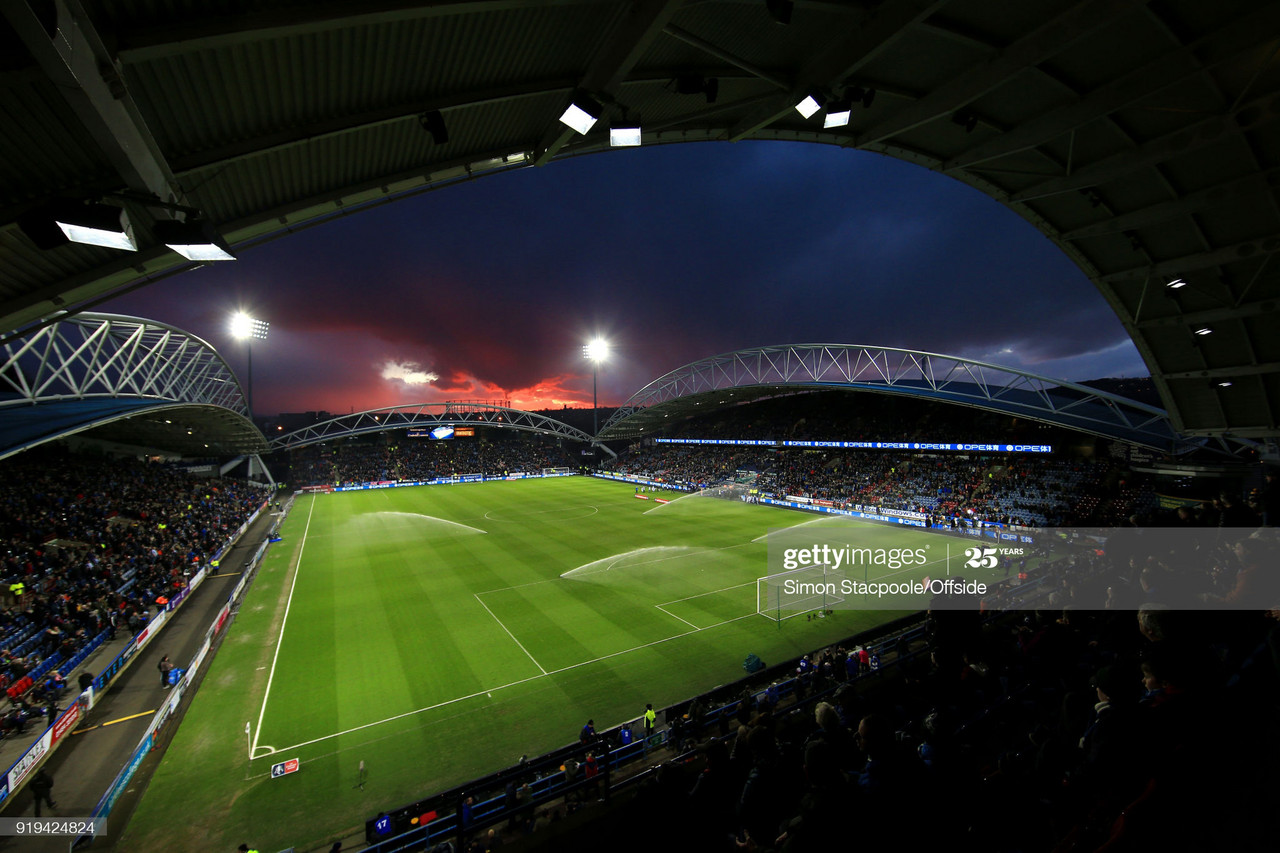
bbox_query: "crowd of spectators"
[607,444,1153,527]
[0,448,269,728]
[614,591,1276,852]
[290,434,577,487]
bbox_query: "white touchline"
[474,594,547,675]
[254,610,759,759]
[251,491,317,756]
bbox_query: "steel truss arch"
[598,344,1226,455]
[270,401,594,451]
[1,312,249,413]
[0,312,263,458]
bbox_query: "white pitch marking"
[251,493,316,757]
[654,604,699,629]
[474,594,547,675]
[253,610,758,760]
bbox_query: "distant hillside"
[1079,377,1161,406]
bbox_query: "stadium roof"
[0,312,265,459]
[596,343,1233,454]
[1,0,1278,440]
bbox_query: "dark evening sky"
[102,141,1148,416]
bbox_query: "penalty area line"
[654,604,699,629]
[254,611,758,761]
[474,594,547,675]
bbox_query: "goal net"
[542,467,573,476]
[756,563,847,623]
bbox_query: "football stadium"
[2,3,1279,853]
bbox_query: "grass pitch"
[120,477,982,851]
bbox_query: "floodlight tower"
[230,312,269,419]
[583,338,609,440]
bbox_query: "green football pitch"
[120,476,984,852]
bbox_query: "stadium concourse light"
[231,313,269,419]
[583,338,609,441]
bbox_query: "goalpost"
[756,563,847,623]
[542,467,572,476]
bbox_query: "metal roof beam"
[1009,88,1280,202]
[945,3,1280,171]
[1,0,185,206]
[1136,299,1280,329]
[1160,362,1280,380]
[858,0,1147,147]
[1060,167,1280,239]
[170,77,581,175]
[725,0,943,143]
[534,0,685,166]
[1098,234,1280,285]
[114,0,566,62]
[661,23,789,89]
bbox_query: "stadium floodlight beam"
[583,338,609,441]
[231,312,270,419]
[54,203,138,251]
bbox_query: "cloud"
[381,360,439,386]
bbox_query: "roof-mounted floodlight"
[824,99,852,128]
[559,94,602,135]
[1166,278,1187,289]
[794,90,822,119]
[154,218,236,261]
[54,203,137,251]
[610,120,642,147]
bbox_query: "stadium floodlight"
[231,312,269,419]
[584,338,609,442]
[559,94,602,135]
[823,99,852,128]
[231,312,269,340]
[1166,278,1187,289]
[794,90,822,119]
[54,202,137,251]
[154,218,236,261]
[610,121,642,147]
[583,338,609,363]
[1194,326,1213,336]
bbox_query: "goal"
[756,563,847,623]
[542,467,573,476]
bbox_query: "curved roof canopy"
[271,402,593,450]
[0,312,264,459]
[597,343,1217,453]
[1,0,1278,438]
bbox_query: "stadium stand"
[289,432,577,487]
[0,447,269,732]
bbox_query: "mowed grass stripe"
[126,478,940,853]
